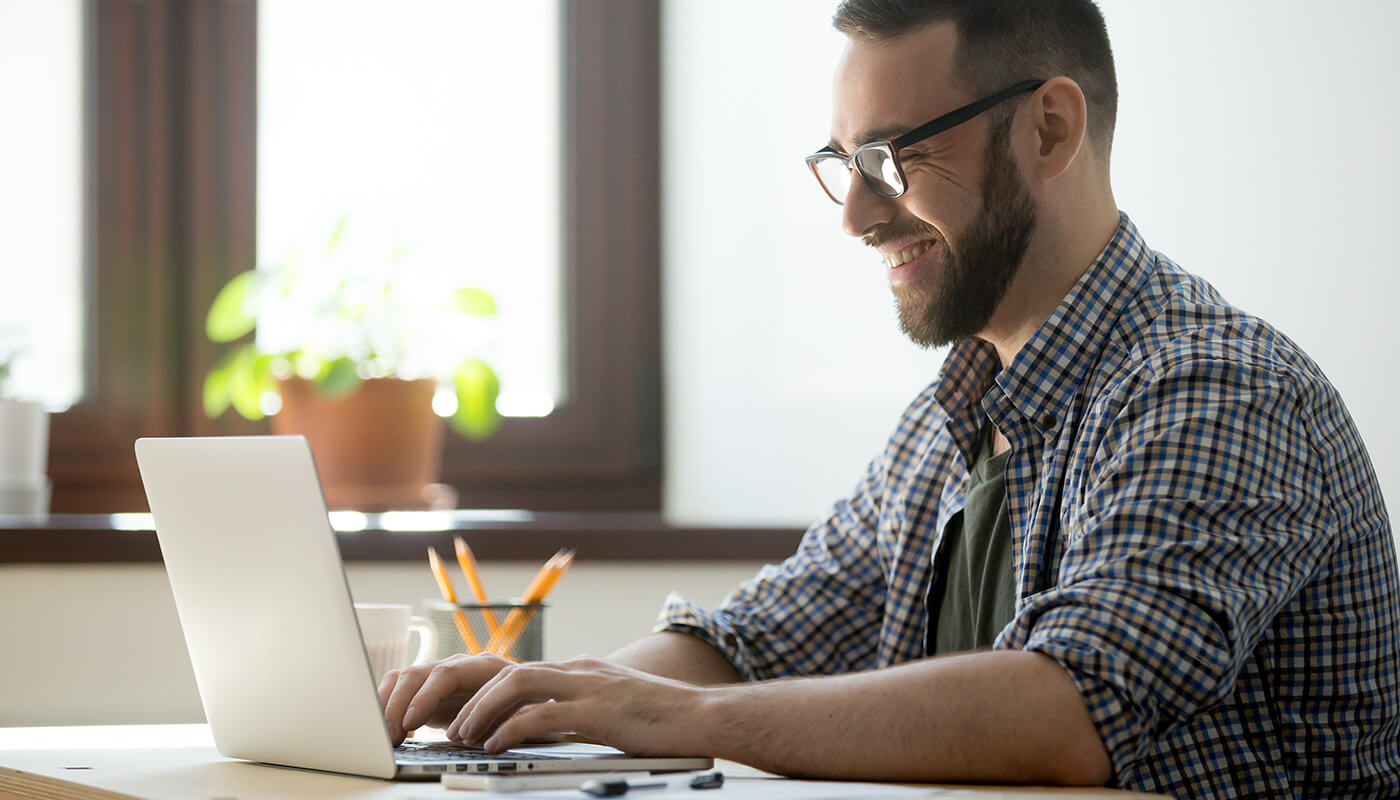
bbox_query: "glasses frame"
[805,79,1046,205]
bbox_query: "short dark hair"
[832,0,1118,155]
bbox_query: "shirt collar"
[933,212,1154,450]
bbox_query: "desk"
[0,726,1155,800]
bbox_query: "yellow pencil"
[532,550,573,601]
[454,536,501,637]
[486,549,574,656]
[483,550,564,655]
[427,547,481,655]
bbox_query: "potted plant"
[203,217,502,510]
[0,350,51,517]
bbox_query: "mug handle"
[408,616,439,665]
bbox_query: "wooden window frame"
[50,0,662,513]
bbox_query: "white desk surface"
[0,725,1156,800]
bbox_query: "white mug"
[353,603,438,685]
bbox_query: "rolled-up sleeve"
[998,355,1339,779]
[655,453,892,681]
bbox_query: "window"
[47,0,661,513]
[0,0,85,411]
[258,0,562,417]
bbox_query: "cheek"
[898,165,982,236]
[898,191,970,248]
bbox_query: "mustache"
[863,219,941,249]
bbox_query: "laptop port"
[498,763,518,772]
[476,764,490,772]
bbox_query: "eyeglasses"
[805,79,1045,205]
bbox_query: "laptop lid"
[137,435,715,781]
[136,435,401,779]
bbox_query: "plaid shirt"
[658,214,1400,798]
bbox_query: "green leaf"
[227,345,276,420]
[206,270,260,342]
[202,354,235,418]
[325,214,349,257]
[450,288,497,317]
[449,359,502,440]
[316,357,361,397]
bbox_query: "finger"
[484,699,577,753]
[455,663,582,746]
[382,663,435,743]
[397,658,478,734]
[446,660,535,741]
[400,656,499,732]
[377,669,400,710]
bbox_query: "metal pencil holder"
[425,601,545,662]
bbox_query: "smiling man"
[379,2,1400,796]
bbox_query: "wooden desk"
[0,725,1155,799]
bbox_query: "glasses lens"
[809,155,852,204]
[853,145,903,197]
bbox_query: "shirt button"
[1040,413,1058,430]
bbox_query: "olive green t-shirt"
[927,424,1015,655]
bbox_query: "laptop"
[134,435,714,781]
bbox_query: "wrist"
[685,682,744,762]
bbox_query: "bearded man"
[380,2,1400,796]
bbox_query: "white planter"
[0,399,50,515]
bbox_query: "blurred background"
[1,0,1397,724]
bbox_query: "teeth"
[885,241,933,269]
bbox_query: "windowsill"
[0,512,804,564]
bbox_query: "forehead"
[831,21,966,149]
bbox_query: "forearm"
[608,631,743,686]
[691,649,1110,785]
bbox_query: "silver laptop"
[135,435,713,781]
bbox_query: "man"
[381,1,1400,795]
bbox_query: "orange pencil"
[486,549,574,656]
[427,547,481,655]
[484,550,563,655]
[532,550,573,601]
[454,536,501,637]
[519,548,568,601]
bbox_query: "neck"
[979,196,1120,370]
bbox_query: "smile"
[884,240,934,269]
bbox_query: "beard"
[879,118,1038,349]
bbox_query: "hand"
[448,656,707,756]
[379,652,513,744]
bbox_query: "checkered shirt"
[658,214,1400,798]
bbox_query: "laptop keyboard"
[395,742,568,763]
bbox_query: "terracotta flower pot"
[272,377,449,511]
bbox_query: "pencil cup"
[425,601,545,662]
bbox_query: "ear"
[1020,76,1088,181]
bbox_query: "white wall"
[662,1,1400,528]
[0,562,763,726]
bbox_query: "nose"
[841,176,896,238]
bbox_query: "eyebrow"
[826,124,915,154]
